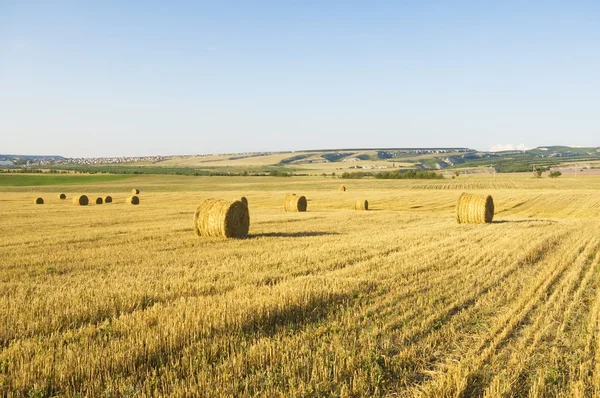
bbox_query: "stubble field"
[1,174,600,397]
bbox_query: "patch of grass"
[0,174,133,186]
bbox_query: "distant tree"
[549,170,562,178]
[534,169,543,178]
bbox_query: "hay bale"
[131,189,140,194]
[354,199,368,210]
[59,193,66,200]
[73,195,89,206]
[95,197,103,205]
[193,199,250,238]
[339,185,346,191]
[34,197,44,204]
[456,193,494,224]
[127,196,140,205]
[104,196,112,203]
[240,196,248,206]
[284,193,307,212]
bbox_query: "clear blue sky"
[1,1,599,157]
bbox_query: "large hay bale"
[73,195,89,206]
[104,196,112,203]
[58,193,66,200]
[95,197,103,205]
[240,196,248,206]
[193,199,250,238]
[456,193,494,224]
[34,197,44,204]
[339,185,346,191]
[354,199,368,210]
[127,196,140,205]
[131,189,140,194]
[284,193,307,212]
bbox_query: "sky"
[1,1,599,157]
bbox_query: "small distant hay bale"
[127,196,140,205]
[456,193,494,224]
[104,196,112,203]
[95,197,103,205]
[193,199,250,238]
[131,189,140,194]
[240,196,248,206]
[58,193,66,200]
[284,193,307,212]
[73,195,89,206]
[339,185,346,191]
[354,199,368,210]
[34,197,44,205]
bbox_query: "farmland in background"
[2,173,600,396]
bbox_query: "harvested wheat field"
[2,173,600,396]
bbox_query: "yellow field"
[2,174,600,396]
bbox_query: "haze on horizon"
[1,1,599,158]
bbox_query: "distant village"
[0,155,166,167]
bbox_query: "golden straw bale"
[240,196,248,206]
[73,195,89,206]
[339,185,346,191]
[131,189,140,194]
[104,196,112,203]
[284,193,307,212]
[193,199,249,238]
[127,196,140,205]
[354,199,368,210]
[456,192,494,224]
[95,197,103,205]
[58,193,66,200]
[283,193,294,211]
[34,197,44,204]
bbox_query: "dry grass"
[72,195,89,206]
[193,198,250,238]
[2,174,600,396]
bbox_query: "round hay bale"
[456,193,494,224]
[34,197,44,205]
[193,199,250,238]
[127,196,140,205]
[354,199,368,210]
[73,195,89,206]
[104,196,113,203]
[339,185,346,191]
[131,189,140,194]
[240,196,248,207]
[284,193,307,212]
[58,193,66,200]
[95,197,103,205]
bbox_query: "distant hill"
[0,154,64,160]
[4,146,600,174]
